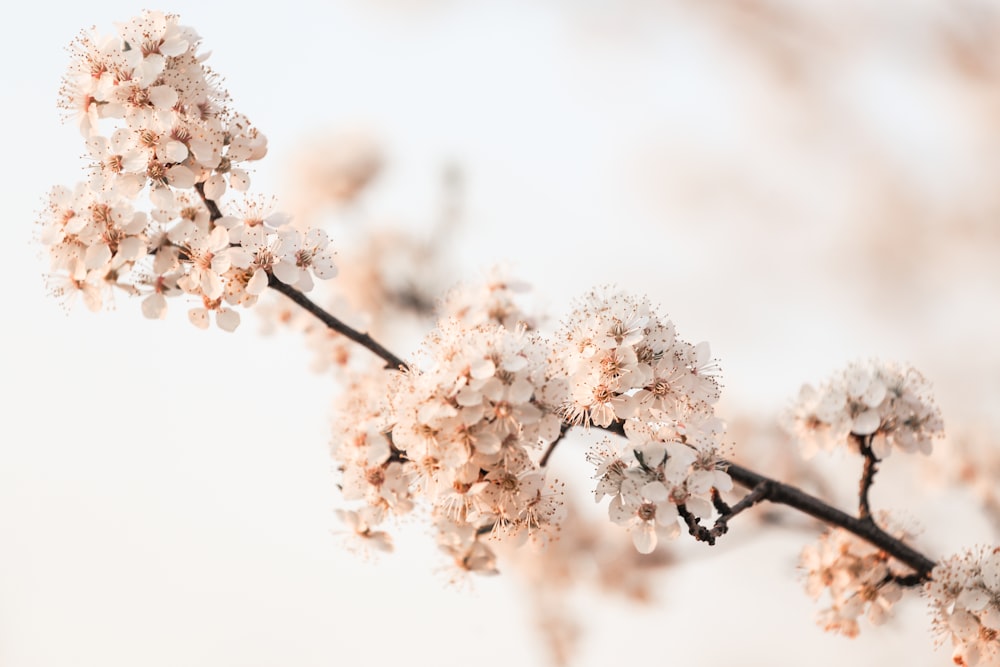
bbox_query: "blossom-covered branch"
[275,279,939,579]
[38,12,1000,666]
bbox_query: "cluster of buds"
[38,11,336,327]
[783,360,944,458]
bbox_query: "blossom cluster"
[926,546,1000,666]
[552,289,721,428]
[783,360,944,459]
[39,11,336,327]
[329,371,409,555]
[331,316,566,573]
[551,290,732,553]
[587,414,731,553]
[440,267,537,331]
[799,519,915,637]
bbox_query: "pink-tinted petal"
[312,254,338,279]
[630,522,657,554]
[84,243,112,270]
[229,169,250,191]
[141,293,167,319]
[272,260,300,286]
[247,268,268,295]
[148,84,178,110]
[164,140,188,163]
[216,308,240,332]
[851,409,881,436]
[167,164,196,189]
[188,308,209,329]
[203,174,226,200]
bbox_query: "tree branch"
[266,276,408,370]
[723,460,934,581]
[257,281,937,583]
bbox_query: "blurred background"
[3,1,1000,665]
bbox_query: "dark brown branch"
[267,276,407,370]
[855,433,879,521]
[677,483,773,546]
[711,487,732,515]
[677,503,713,543]
[539,423,571,467]
[888,572,925,587]
[712,481,772,535]
[590,419,935,582]
[724,461,934,582]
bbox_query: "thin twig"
[709,481,772,539]
[267,276,407,370]
[539,423,571,467]
[855,433,879,521]
[677,503,713,543]
[711,487,732,515]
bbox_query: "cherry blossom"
[800,516,916,637]
[783,360,944,459]
[926,546,1000,666]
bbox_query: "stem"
[714,481,772,531]
[855,433,879,521]
[267,276,407,370]
[677,483,772,546]
[677,504,711,543]
[539,423,571,467]
[711,488,732,515]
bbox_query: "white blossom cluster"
[552,289,720,427]
[552,289,730,553]
[440,267,537,330]
[925,546,1000,666]
[783,360,944,459]
[588,414,731,554]
[330,317,565,574]
[38,11,336,328]
[799,519,915,637]
[329,371,410,555]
